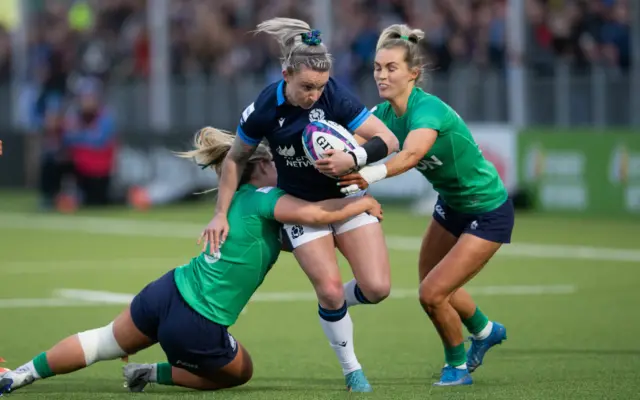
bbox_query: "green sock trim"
[444,343,467,367]
[462,307,489,335]
[33,352,55,378]
[156,363,174,386]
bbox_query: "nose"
[308,90,321,103]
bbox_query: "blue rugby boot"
[467,321,507,373]
[433,365,473,386]
[345,369,372,392]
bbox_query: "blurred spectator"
[53,78,117,211]
[11,0,630,89]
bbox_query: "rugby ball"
[302,120,359,177]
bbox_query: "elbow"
[385,135,400,153]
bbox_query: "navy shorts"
[130,270,238,373]
[432,197,515,244]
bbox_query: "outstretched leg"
[1,306,153,394]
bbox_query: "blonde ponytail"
[175,127,272,192]
[255,17,332,72]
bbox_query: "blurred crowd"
[0,0,630,211]
[0,0,631,86]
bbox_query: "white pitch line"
[1,212,639,263]
[0,284,576,309]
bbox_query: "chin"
[378,90,393,100]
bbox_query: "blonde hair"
[376,24,426,84]
[255,17,332,73]
[175,127,272,190]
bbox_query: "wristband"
[359,164,388,185]
[350,147,368,168]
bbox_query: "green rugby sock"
[444,343,467,368]
[33,352,55,379]
[462,307,490,335]
[155,363,174,386]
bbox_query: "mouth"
[377,83,389,91]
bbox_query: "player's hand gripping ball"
[302,120,360,178]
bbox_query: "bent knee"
[418,281,448,311]
[315,278,346,309]
[358,280,391,304]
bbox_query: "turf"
[0,193,639,399]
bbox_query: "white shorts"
[282,212,379,250]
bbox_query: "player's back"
[174,184,284,327]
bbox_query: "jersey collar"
[276,80,286,106]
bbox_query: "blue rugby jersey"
[237,78,371,201]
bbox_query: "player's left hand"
[338,172,368,195]
[315,149,356,176]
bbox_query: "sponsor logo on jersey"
[276,145,296,157]
[417,155,444,171]
[276,145,314,168]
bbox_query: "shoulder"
[253,186,287,200]
[371,102,390,117]
[410,90,455,119]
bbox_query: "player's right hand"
[199,213,229,255]
[365,198,384,221]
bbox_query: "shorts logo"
[176,360,199,369]
[435,205,446,220]
[470,220,478,230]
[290,225,305,239]
[228,333,237,351]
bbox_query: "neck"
[284,83,297,107]
[388,85,415,117]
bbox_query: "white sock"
[445,363,468,370]
[148,364,158,383]
[343,279,369,307]
[319,307,362,375]
[14,361,40,380]
[474,321,494,340]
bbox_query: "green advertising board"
[518,131,640,216]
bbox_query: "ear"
[283,68,292,83]
[409,66,420,82]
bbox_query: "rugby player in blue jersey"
[199,18,399,392]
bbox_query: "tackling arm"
[273,195,382,226]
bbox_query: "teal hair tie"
[400,35,410,41]
[301,30,322,46]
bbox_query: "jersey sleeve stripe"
[347,108,371,132]
[236,125,261,146]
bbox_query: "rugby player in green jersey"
[0,128,383,395]
[339,25,513,387]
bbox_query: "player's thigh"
[285,223,342,297]
[157,289,241,379]
[334,214,390,292]
[418,217,459,282]
[112,306,155,355]
[203,341,253,388]
[121,270,182,353]
[422,233,502,301]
